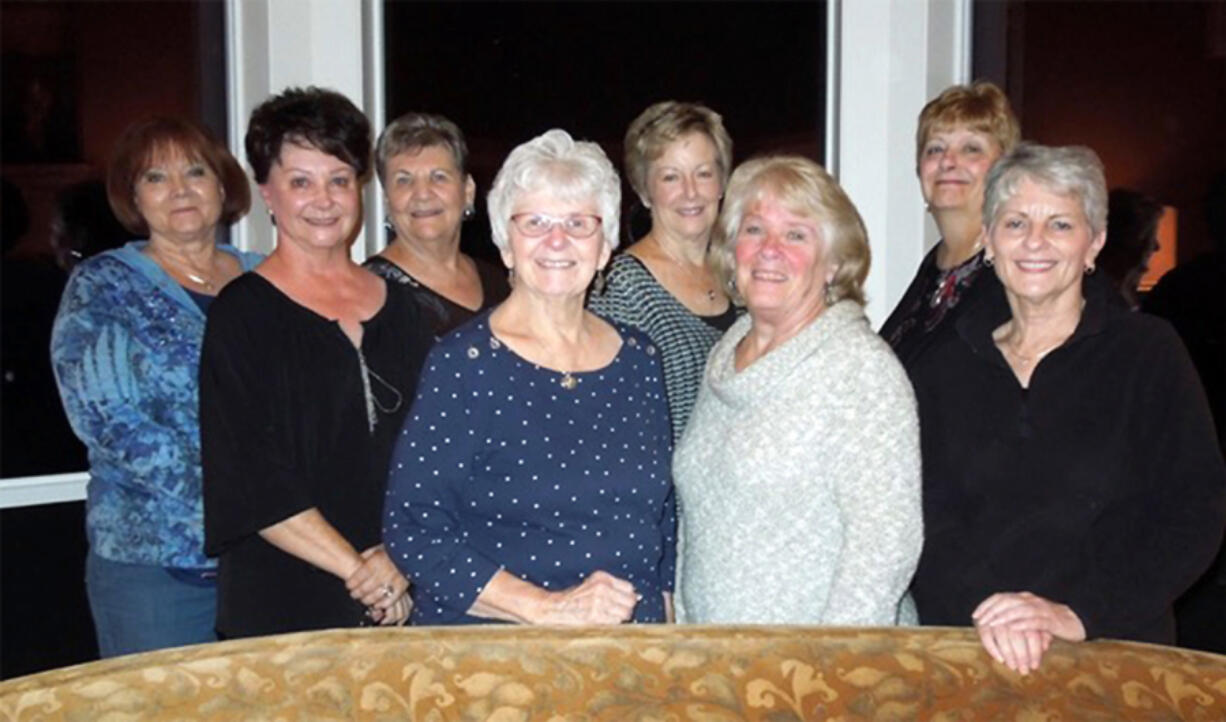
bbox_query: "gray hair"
[375,112,468,188]
[487,129,621,251]
[984,142,1108,235]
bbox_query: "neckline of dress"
[482,319,628,381]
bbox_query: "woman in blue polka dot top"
[383,129,677,625]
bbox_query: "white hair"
[486,129,621,251]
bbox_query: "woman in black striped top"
[589,101,738,442]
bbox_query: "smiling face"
[501,189,610,302]
[383,144,474,248]
[918,125,1002,215]
[986,177,1106,309]
[734,192,835,330]
[133,145,224,244]
[646,132,723,243]
[259,142,361,252]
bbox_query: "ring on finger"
[381,584,395,598]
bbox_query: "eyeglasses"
[509,213,602,239]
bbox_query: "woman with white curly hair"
[383,129,676,625]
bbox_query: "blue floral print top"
[51,241,262,568]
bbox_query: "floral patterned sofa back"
[3,626,1225,720]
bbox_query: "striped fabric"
[588,254,733,443]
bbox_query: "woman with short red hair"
[52,117,259,657]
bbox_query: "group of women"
[51,81,1223,674]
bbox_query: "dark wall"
[997,1,1226,261]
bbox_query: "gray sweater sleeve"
[821,347,924,625]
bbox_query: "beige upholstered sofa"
[3,625,1225,720]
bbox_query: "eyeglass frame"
[508,212,604,239]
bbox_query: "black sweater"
[910,279,1226,643]
[202,275,431,638]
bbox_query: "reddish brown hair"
[915,82,1020,166]
[106,117,250,235]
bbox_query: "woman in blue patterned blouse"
[383,129,676,625]
[51,118,259,657]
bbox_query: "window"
[383,1,827,258]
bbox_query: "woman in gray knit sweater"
[673,156,922,625]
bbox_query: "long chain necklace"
[650,235,719,304]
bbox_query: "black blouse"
[201,273,431,639]
[363,255,509,339]
[909,279,1226,643]
[879,245,1003,372]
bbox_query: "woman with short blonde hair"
[880,81,1020,368]
[589,101,737,443]
[675,155,922,625]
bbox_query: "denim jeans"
[85,551,217,658]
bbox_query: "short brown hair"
[106,118,250,235]
[915,81,1020,166]
[624,101,733,205]
[375,112,469,187]
[711,155,871,307]
[245,87,371,184]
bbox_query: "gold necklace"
[183,271,215,291]
[649,235,719,304]
[148,247,216,291]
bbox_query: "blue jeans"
[86,551,217,658]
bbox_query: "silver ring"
[381,584,395,598]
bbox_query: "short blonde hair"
[711,155,871,306]
[916,81,1020,166]
[624,101,733,205]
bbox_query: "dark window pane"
[384,0,827,256]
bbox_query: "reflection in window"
[1,0,226,679]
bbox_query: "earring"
[268,211,276,227]
[983,255,994,267]
[1084,263,1096,275]
[592,268,607,295]
[507,268,515,286]
[824,283,835,306]
[383,215,395,235]
[463,205,475,220]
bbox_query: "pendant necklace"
[184,271,216,291]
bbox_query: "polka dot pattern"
[383,313,676,624]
